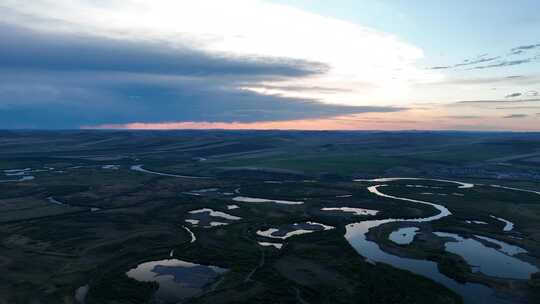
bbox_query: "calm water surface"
[126,259,227,303]
[345,178,515,304]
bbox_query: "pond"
[257,221,334,239]
[434,232,538,279]
[258,241,283,249]
[232,196,304,205]
[489,215,514,232]
[185,208,241,228]
[130,164,208,179]
[126,259,227,303]
[74,285,89,304]
[389,227,419,245]
[321,207,378,216]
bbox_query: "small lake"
[185,208,241,228]
[257,221,334,239]
[434,232,538,279]
[189,208,241,221]
[489,215,514,232]
[1,167,61,182]
[232,196,304,205]
[0,175,35,183]
[389,227,419,245]
[130,164,208,179]
[47,196,66,205]
[1,167,59,183]
[74,285,89,304]
[258,241,283,249]
[126,259,227,303]
[321,207,378,216]
[183,188,220,196]
[102,164,120,170]
[465,220,487,225]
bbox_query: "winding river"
[182,226,196,243]
[130,165,209,179]
[345,178,515,304]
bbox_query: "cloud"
[453,98,540,104]
[505,92,522,98]
[454,56,500,67]
[496,106,540,110]
[429,66,451,70]
[429,42,540,70]
[239,84,353,93]
[444,115,482,119]
[0,23,326,78]
[2,0,536,131]
[511,43,540,52]
[420,75,540,86]
[0,8,416,128]
[470,59,532,70]
[0,68,405,128]
[0,0,433,109]
[508,44,540,56]
[428,56,500,70]
[501,91,538,99]
[503,114,528,118]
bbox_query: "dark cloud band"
[0,23,327,77]
[0,23,404,128]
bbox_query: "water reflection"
[346,222,511,304]
[321,207,378,216]
[257,222,334,239]
[185,208,241,228]
[434,232,537,279]
[130,164,208,179]
[346,178,513,304]
[126,259,227,303]
[389,227,419,245]
[489,215,514,232]
[74,285,89,304]
[232,196,304,205]
[258,241,283,249]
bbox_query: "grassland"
[0,130,539,303]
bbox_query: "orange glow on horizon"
[84,113,426,131]
[87,117,371,131]
[83,110,540,132]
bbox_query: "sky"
[1,0,539,130]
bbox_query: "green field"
[0,131,539,304]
